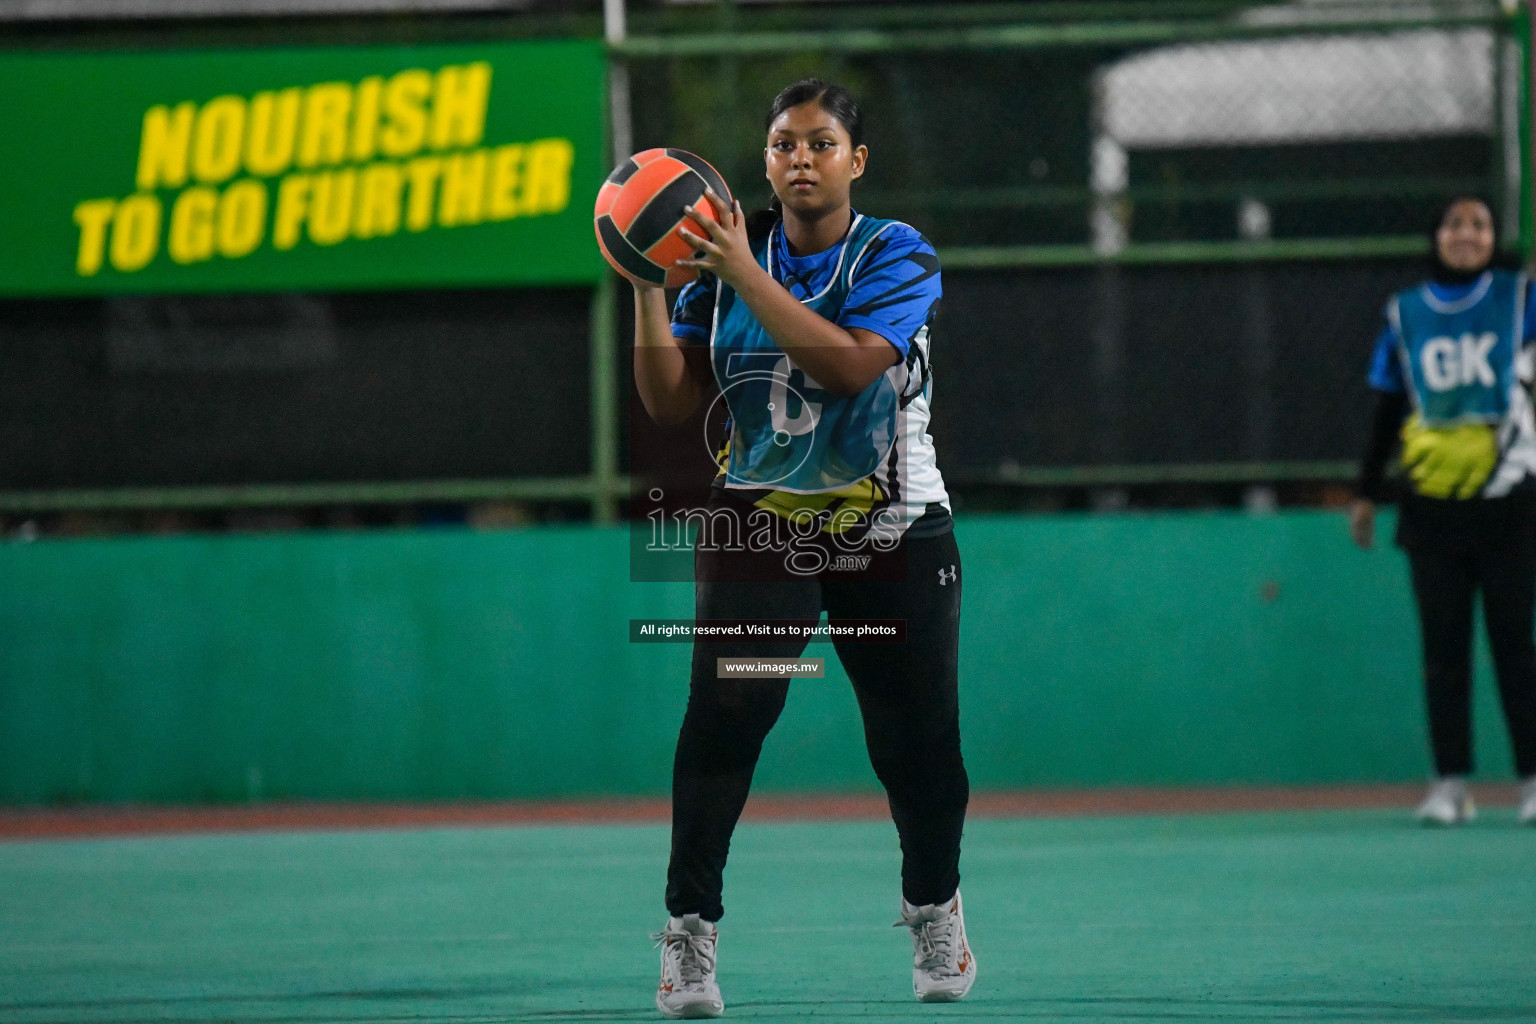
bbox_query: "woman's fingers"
[682,203,725,239]
[676,191,744,276]
[676,227,719,253]
[675,228,721,272]
[702,188,732,221]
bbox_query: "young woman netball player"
[631,79,974,1017]
[1351,195,1536,826]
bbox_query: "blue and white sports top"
[672,212,948,538]
[1368,269,1536,497]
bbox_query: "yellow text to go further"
[71,139,573,276]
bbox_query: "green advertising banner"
[0,39,606,296]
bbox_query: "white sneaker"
[653,914,723,1019]
[1416,777,1475,826]
[1519,777,1536,826]
[895,891,976,1002]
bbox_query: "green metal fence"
[615,0,1530,261]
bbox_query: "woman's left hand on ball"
[677,189,757,290]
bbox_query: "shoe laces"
[896,911,958,973]
[652,924,716,987]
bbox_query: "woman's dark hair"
[765,78,865,148]
[747,78,865,238]
[1428,193,1518,281]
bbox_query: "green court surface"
[2,809,1533,1023]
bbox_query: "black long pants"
[1405,498,1536,778]
[665,523,968,922]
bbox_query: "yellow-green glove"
[1400,413,1498,499]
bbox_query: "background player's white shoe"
[1518,777,1536,825]
[1416,777,1475,825]
[895,891,975,1002]
[653,914,723,1019]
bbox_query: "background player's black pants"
[665,526,967,922]
[1404,497,1536,779]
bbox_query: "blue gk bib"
[710,216,907,493]
[1390,270,1526,426]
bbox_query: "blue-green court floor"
[1,809,1533,1023]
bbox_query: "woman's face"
[1436,199,1495,273]
[764,101,866,219]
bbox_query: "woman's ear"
[850,145,868,180]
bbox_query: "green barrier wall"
[0,511,1518,806]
